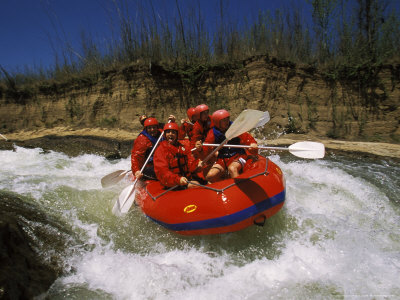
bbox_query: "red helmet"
[212,109,230,128]
[187,107,196,120]
[195,104,209,119]
[144,117,159,127]
[163,122,179,132]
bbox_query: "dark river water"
[0,146,399,299]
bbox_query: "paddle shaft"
[202,141,325,159]
[119,123,169,212]
[202,139,228,164]
[203,143,296,151]
[122,131,164,201]
[139,131,165,174]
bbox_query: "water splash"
[1,147,399,299]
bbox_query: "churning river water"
[0,146,399,299]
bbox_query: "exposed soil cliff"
[1,56,399,143]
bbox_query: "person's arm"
[168,115,176,122]
[185,147,201,173]
[186,123,194,140]
[239,132,258,155]
[201,130,217,159]
[190,122,203,148]
[178,122,188,140]
[131,135,148,174]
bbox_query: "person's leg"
[227,161,242,178]
[205,164,224,183]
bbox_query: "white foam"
[1,148,399,299]
[0,146,130,197]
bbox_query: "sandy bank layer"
[1,127,400,159]
[2,127,135,141]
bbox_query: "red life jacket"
[154,140,199,187]
[168,149,191,178]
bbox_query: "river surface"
[0,146,399,299]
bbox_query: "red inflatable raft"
[135,155,286,235]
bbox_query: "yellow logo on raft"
[183,204,197,213]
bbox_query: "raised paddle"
[112,122,168,216]
[101,169,131,188]
[202,109,270,164]
[202,141,325,159]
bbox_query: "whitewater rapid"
[0,146,399,299]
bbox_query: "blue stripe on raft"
[147,189,286,232]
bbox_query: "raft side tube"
[137,156,286,235]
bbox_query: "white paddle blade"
[112,183,136,216]
[256,111,270,127]
[225,109,269,140]
[120,189,136,215]
[101,170,130,188]
[111,198,121,216]
[288,142,325,159]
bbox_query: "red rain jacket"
[190,117,214,148]
[130,130,161,174]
